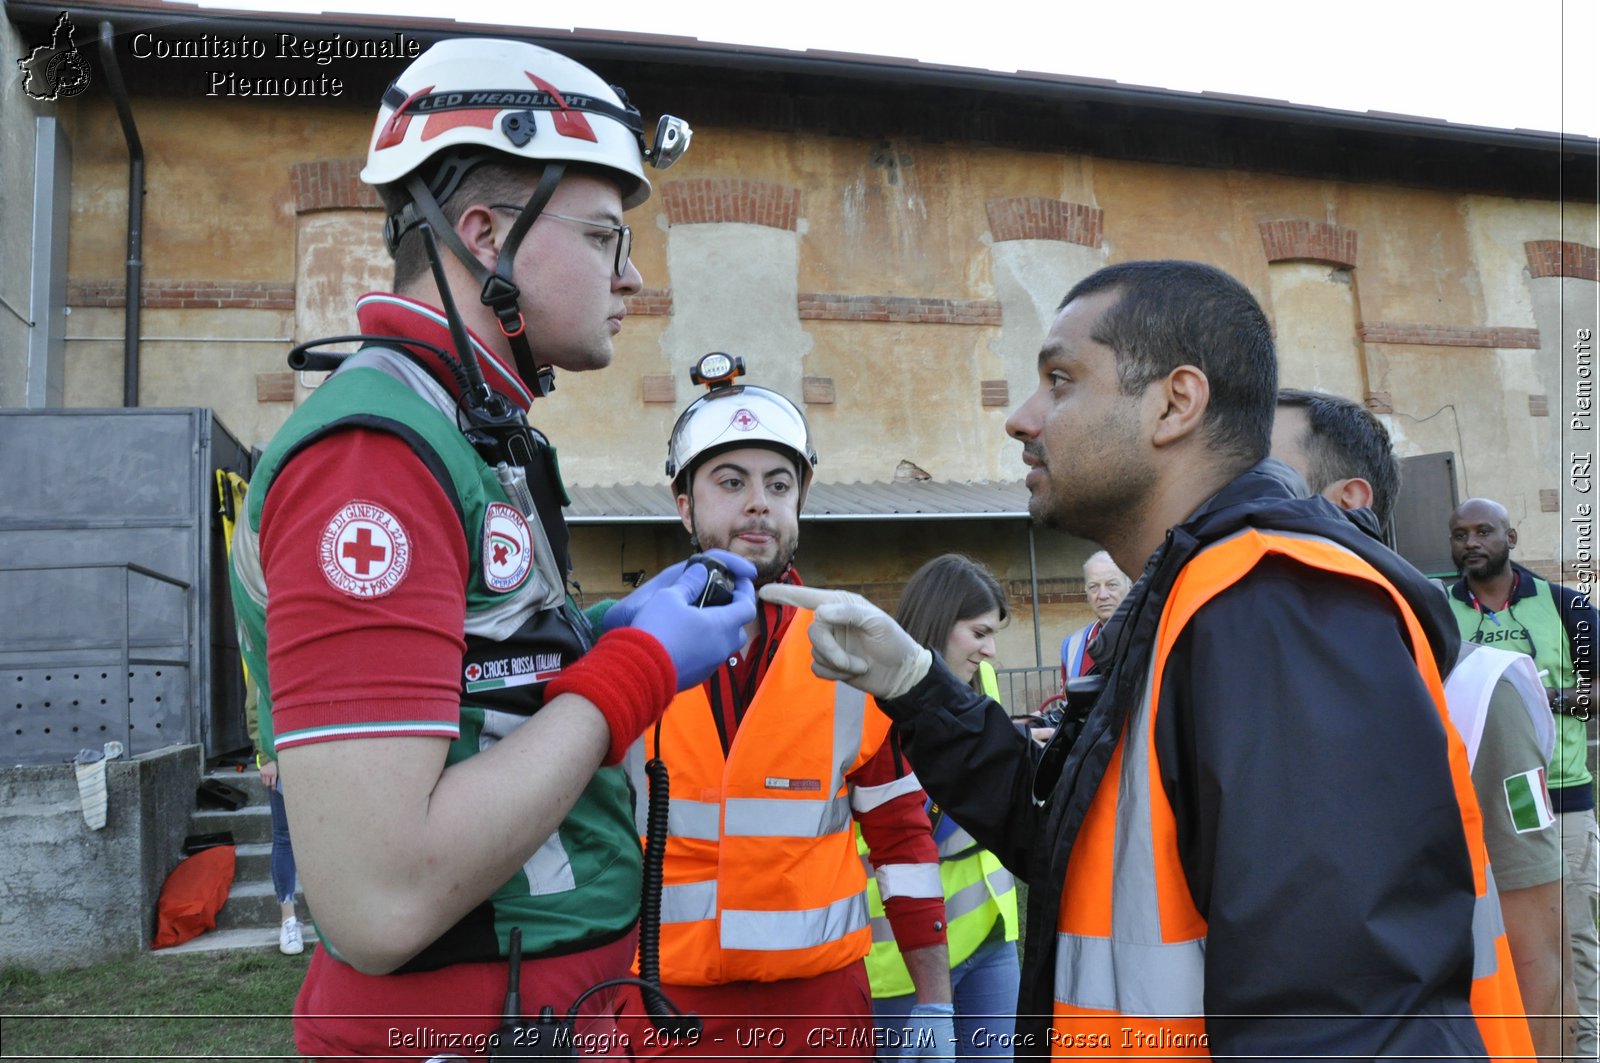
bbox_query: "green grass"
[0,947,309,1061]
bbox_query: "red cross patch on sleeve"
[318,500,412,598]
[481,502,534,593]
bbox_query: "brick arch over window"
[985,197,1103,247]
[1525,240,1599,281]
[660,179,800,229]
[290,160,384,213]
[1258,220,1358,269]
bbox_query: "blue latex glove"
[899,1003,956,1063]
[627,559,757,691]
[603,549,756,632]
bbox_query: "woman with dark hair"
[866,554,1021,1060]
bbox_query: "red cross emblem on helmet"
[731,408,759,431]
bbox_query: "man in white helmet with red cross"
[228,39,756,1059]
[608,355,956,1060]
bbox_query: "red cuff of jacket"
[882,896,948,953]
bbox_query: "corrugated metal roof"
[565,480,1031,524]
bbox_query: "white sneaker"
[279,917,304,955]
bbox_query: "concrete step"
[188,804,271,846]
[153,921,319,958]
[234,840,277,880]
[202,767,272,804]
[214,877,308,932]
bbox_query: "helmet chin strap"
[483,163,565,397]
[400,163,567,398]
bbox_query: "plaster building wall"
[22,75,1591,623]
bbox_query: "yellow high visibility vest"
[860,660,1019,998]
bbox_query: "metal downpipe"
[98,21,143,407]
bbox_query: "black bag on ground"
[195,778,248,811]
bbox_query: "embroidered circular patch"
[319,500,411,599]
[482,502,533,593]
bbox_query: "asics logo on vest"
[319,500,410,598]
[1470,627,1532,648]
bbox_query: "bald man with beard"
[1448,496,1600,1058]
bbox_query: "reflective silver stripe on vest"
[723,670,869,838]
[660,879,719,925]
[725,795,851,837]
[1054,648,1205,1017]
[1473,864,1505,980]
[665,799,722,841]
[945,875,995,922]
[870,914,894,943]
[987,864,1015,899]
[832,680,871,792]
[722,892,868,952]
[937,823,978,859]
[1055,933,1206,1015]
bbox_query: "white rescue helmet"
[357,37,690,396]
[667,353,818,498]
[362,37,686,210]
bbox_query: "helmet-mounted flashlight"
[645,115,692,169]
[690,352,744,391]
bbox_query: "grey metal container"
[0,408,252,765]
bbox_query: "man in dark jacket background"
[766,260,1522,1058]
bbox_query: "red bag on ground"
[152,844,236,948]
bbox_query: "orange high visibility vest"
[630,610,895,986]
[1050,529,1533,1059]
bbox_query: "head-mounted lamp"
[644,115,692,169]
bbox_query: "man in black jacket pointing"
[765,260,1530,1060]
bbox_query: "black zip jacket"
[882,461,1485,1059]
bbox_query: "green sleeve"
[584,599,618,633]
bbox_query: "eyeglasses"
[490,206,632,278]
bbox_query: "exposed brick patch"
[641,375,675,404]
[69,280,296,311]
[1358,322,1540,349]
[625,289,673,316]
[661,179,800,230]
[291,160,384,214]
[1259,220,1358,268]
[1366,391,1394,414]
[1001,577,1088,607]
[1529,394,1550,417]
[981,380,1009,407]
[1523,558,1593,584]
[797,293,1002,325]
[1539,489,1561,513]
[256,372,295,403]
[803,376,836,405]
[1525,240,1599,281]
[986,197,1103,247]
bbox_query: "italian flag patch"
[1503,768,1556,834]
